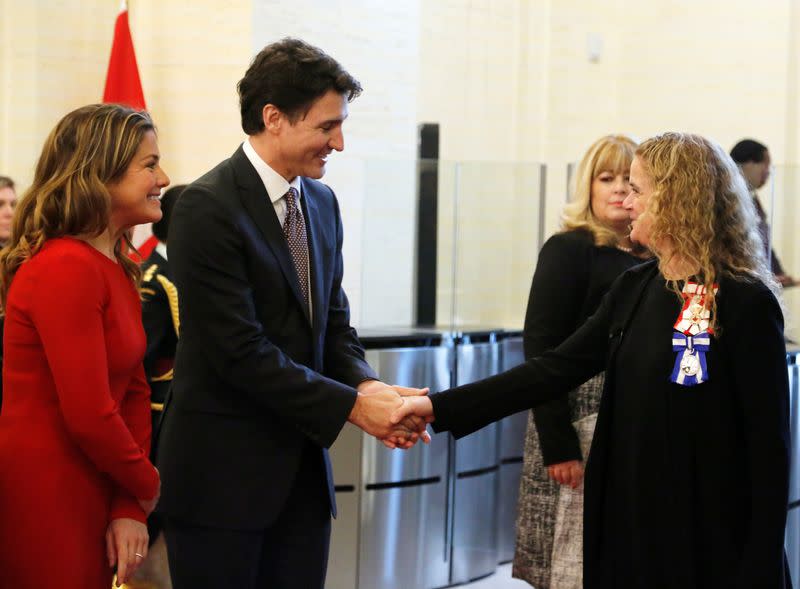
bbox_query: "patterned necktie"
[282,187,309,308]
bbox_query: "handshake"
[348,379,436,449]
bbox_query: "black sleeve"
[321,188,379,387]
[523,232,592,357]
[431,283,613,439]
[141,277,171,379]
[726,284,791,588]
[525,232,592,465]
[169,186,358,449]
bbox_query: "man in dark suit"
[155,38,426,589]
[729,139,796,287]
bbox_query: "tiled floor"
[460,564,531,588]
[128,540,532,589]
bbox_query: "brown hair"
[0,103,155,307]
[636,132,777,332]
[563,134,638,247]
[238,37,362,133]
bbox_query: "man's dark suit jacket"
[155,145,377,531]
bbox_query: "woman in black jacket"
[396,132,792,589]
[514,135,648,589]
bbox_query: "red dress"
[0,237,160,588]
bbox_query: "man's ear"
[262,104,283,134]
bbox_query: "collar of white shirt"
[155,241,168,261]
[242,138,302,205]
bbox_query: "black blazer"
[155,146,377,530]
[431,261,792,588]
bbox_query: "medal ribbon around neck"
[670,281,718,387]
[671,332,711,386]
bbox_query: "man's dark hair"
[237,37,362,135]
[0,176,15,191]
[152,184,186,242]
[730,139,768,164]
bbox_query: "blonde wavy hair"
[636,132,778,332]
[0,104,154,308]
[563,134,638,247]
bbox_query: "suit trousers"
[163,440,332,589]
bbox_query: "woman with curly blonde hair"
[0,103,169,588]
[514,135,648,589]
[395,132,792,588]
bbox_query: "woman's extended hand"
[547,460,583,489]
[390,395,434,426]
[106,517,148,586]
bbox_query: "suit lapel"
[231,147,311,325]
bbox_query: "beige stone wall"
[247,0,423,326]
[0,0,250,188]
[1,1,116,186]
[2,0,798,328]
[419,0,798,328]
[128,1,251,185]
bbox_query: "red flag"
[103,2,146,109]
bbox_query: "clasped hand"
[350,380,433,449]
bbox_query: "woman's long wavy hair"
[636,132,778,332]
[0,104,153,309]
[563,134,639,248]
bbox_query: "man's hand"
[356,380,431,447]
[107,518,148,587]
[546,460,583,489]
[391,385,431,397]
[357,380,429,398]
[349,387,411,441]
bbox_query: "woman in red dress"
[0,103,169,588]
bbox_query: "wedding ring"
[135,553,144,558]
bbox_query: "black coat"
[432,261,792,588]
[524,229,643,465]
[155,146,377,531]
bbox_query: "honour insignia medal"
[670,331,711,386]
[670,281,717,387]
[680,352,700,376]
[674,281,719,336]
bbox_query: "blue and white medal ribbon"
[670,331,711,386]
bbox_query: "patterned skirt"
[511,373,605,589]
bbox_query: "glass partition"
[768,164,800,340]
[439,161,545,331]
[347,158,546,331]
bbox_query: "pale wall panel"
[251,0,421,327]
[1,0,118,187]
[3,0,800,330]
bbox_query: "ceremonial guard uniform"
[141,245,179,429]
